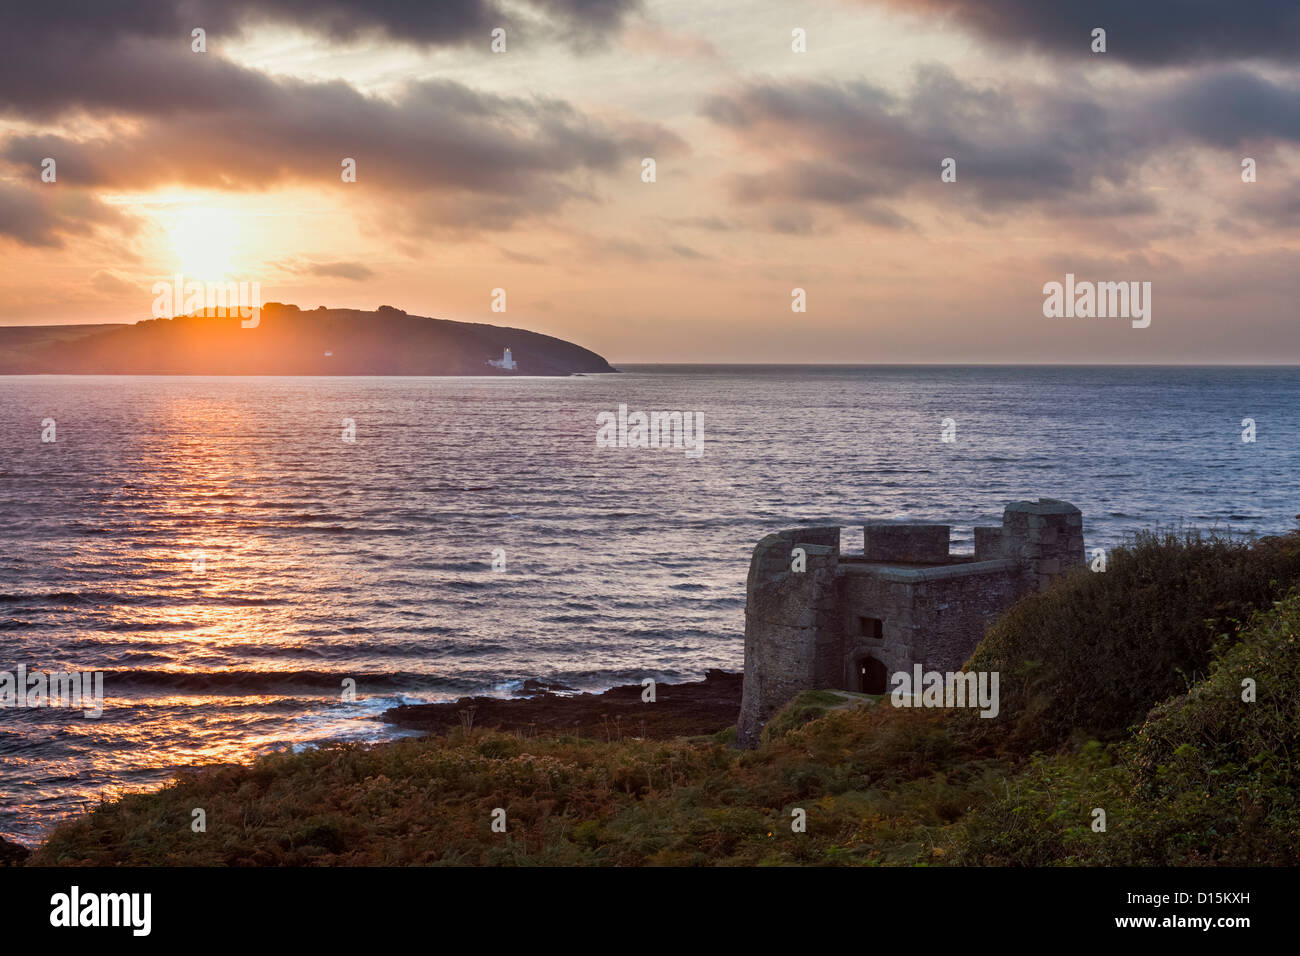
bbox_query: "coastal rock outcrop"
[0,304,617,376]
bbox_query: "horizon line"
[611,362,1300,368]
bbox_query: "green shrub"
[965,530,1300,751]
[1123,591,1300,863]
[761,690,853,742]
[960,593,1300,866]
[956,741,1130,866]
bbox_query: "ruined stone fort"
[737,498,1085,747]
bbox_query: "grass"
[31,700,992,866]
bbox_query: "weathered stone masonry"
[736,498,1085,747]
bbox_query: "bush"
[959,593,1300,866]
[965,530,1300,751]
[1123,591,1300,864]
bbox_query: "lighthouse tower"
[487,347,518,371]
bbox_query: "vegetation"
[759,689,872,743]
[28,530,1300,866]
[965,529,1300,751]
[960,590,1300,865]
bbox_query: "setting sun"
[169,207,240,280]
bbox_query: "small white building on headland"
[487,347,517,371]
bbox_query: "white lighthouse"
[487,347,518,371]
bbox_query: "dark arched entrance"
[857,655,888,694]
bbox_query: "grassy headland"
[23,530,1300,866]
[0,305,616,376]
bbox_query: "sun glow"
[169,207,240,280]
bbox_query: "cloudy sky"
[0,0,1296,362]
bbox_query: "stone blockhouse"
[736,498,1085,747]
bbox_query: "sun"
[169,207,240,280]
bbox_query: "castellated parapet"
[736,498,1085,748]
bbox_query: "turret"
[737,526,840,748]
[998,498,1085,588]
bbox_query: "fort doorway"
[856,655,888,694]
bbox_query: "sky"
[0,0,1297,363]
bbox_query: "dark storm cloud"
[0,39,280,122]
[0,1,670,240]
[1,72,677,230]
[0,181,133,247]
[0,183,66,247]
[869,0,1300,66]
[0,0,640,121]
[701,65,1300,228]
[1150,69,1300,146]
[532,0,637,28]
[0,0,640,56]
[701,68,1116,218]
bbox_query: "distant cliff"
[0,304,617,376]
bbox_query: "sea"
[2,365,1298,842]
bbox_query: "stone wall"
[902,561,1025,671]
[863,523,950,563]
[839,560,1023,682]
[737,526,841,748]
[973,526,1003,561]
[839,569,917,688]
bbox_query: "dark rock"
[517,678,578,696]
[0,835,31,866]
[382,671,742,740]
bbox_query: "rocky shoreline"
[381,669,742,740]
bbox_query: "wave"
[98,669,442,693]
[0,591,119,605]
[0,592,291,608]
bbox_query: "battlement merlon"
[863,523,949,563]
[746,526,840,592]
[998,498,1086,588]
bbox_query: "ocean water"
[2,365,1299,842]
